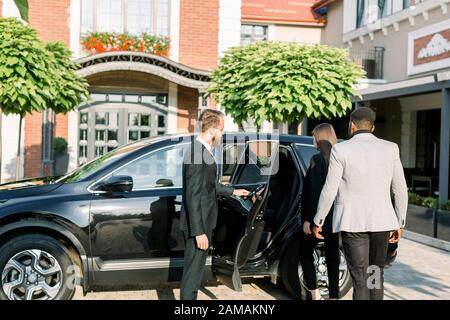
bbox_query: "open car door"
[213,139,279,291]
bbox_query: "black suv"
[0,133,395,300]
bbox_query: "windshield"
[56,141,149,183]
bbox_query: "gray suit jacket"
[313,132,408,233]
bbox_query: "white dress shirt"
[196,135,214,156]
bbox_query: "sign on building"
[408,19,450,76]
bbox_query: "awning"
[352,71,450,102]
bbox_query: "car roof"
[68,132,314,183]
[140,132,314,145]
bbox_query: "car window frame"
[218,141,246,185]
[230,139,280,186]
[87,142,190,194]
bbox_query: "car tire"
[0,234,77,300]
[280,237,352,300]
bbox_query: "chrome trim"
[92,256,212,271]
[87,142,190,194]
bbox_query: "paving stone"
[74,238,450,300]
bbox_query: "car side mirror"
[96,175,133,193]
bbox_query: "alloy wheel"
[1,249,63,300]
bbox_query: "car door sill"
[92,256,213,271]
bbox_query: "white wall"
[218,0,241,132]
[273,25,322,44]
[67,110,79,172]
[169,0,181,62]
[343,0,356,34]
[1,2,26,181]
[167,82,178,134]
[70,0,82,59]
[2,0,21,18]
[218,0,242,56]
[1,115,25,182]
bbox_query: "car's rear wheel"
[0,234,76,300]
[281,238,352,300]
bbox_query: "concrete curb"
[403,230,450,252]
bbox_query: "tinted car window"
[220,142,246,184]
[112,143,187,190]
[57,142,149,183]
[234,141,279,185]
[295,144,319,171]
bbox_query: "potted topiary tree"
[53,137,69,176]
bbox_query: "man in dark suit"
[179,109,249,300]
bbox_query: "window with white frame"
[81,0,170,36]
[356,0,366,28]
[127,0,153,34]
[240,24,268,45]
[98,0,123,32]
[355,0,395,28]
[403,0,425,9]
[379,0,393,18]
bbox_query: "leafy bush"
[408,192,423,206]
[53,137,68,155]
[442,200,450,212]
[421,197,438,209]
[208,41,365,126]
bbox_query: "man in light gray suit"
[312,107,408,300]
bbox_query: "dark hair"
[350,107,376,129]
[198,109,224,133]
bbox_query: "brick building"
[0,0,324,181]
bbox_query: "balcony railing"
[349,46,385,80]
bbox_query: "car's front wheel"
[0,234,76,300]
[281,238,352,300]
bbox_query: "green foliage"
[408,192,423,206]
[53,137,68,155]
[421,197,438,209]
[408,192,440,209]
[441,200,450,212]
[208,41,365,126]
[45,42,90,113]
[0,18,89,117]
[14,0,29,22]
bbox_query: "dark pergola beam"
[439,88,450,205]
[352,80,450,103]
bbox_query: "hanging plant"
[81,32,170,57]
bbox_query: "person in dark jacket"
[299,123,340,300]
[179,109,249,300]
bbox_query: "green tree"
[208,41,365,128]
[0,17,89,180]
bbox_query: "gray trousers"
[341,231,390,300]
[180,231,211,300]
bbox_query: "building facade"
[315,0,450,204]
[1,0,325,181]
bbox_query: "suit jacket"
[180,139,234,238]
[313,132,408,233]
[301,153,333,231]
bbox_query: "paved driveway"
[74,238,450,300]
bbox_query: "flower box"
[81,32,170,57]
